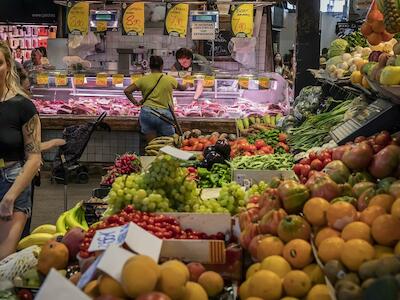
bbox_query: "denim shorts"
[0,162,31,216]
[139,106,175,136]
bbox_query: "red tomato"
[293,164,302,176]
[261,146,272,154]
[277,142,289,152]
[310,159,323,171]
[300,158,310,165]
[278,133,287,142]
[308,151,317,161]
[300,164,311,177]
[255,139,266,149]
[247,145,257,153]
[194,143,204,151]
[323,158,332,166]
[182,139,189,146]
[209,136,218,144]
[243,151,252,156]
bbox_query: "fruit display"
[328,38,349,59]
[292,149,333,183]
[101,153,142,186]
[180,130,235,152]
[145,135,183,156]
[236,113,283,135]
[196,163,231,188]
[230,153,294,170]
[377,0,400,34]
[79,205,225,258]
[326,48,371,80]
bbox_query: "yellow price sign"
[165,4,189,37]
[122,2,145,36]
[112,74,124,86]
[130,74,142,84]
[96,21,108,32]
[73,74,85,86]
[67,2,89,35]
[231,4,254,38]
[258,77,270,89]
[96,73,108,87]
[37,73,49,85]
[238,77,249,89]
[204,76,215,88]
[183,75,194,86]
[55,74,68,86]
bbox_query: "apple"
[187,262,206,282]
[62,227,86,260]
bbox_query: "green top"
[135,72,178,109]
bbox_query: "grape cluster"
[216,182,246,214]
[101,153,142,185]
[245,180,269,199]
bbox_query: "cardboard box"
[232,169,297,187]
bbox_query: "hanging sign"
[55,73,68,86]
[67,1,90,35]
[122,2,145,36]
[165,3,189,37]
[73,74,85,86]
[231,4,254,38]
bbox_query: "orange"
[303,197,330,226]
[306,284,331,300]
[360,205,386,226]
[360,22,373,36]
[317,237,345,264]
[368,194,395,213]
[367,32,383,46]
[327,202,358,231]
[315,227,341,248]
[391,198,400,219]
[283,239,313,269]
[340,239,375,271]
[371,20,385,33]
[256,236,284,261]
[282,270,311,298]
[371,214,400,246]
[341,221,372,242]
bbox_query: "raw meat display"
[32,96,289,118]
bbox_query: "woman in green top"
[124,56,188,143]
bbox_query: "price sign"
[96,73,108,87]
[165,3,189,37]
[122,2,145,36]
[67,1,89,35]
[112,74,124,86]
[238,77,249,89]
[258,77,270,89]
[183,75,194,86]
[55,74,68,86]
[204,76,215,88]
[73,74,85,86]
[96,21,108,32]
[37,73,49,85]
[231,4,254,38]
[130,74,142,84]
[88,224,129,252]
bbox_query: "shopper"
[171,48,213,75]
[0,41,42,260]
[273,53,285,75]
[124,56,189,143]
[22,48,43,73]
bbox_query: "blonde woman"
[0,41,41,260]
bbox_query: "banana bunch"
[145,134,183,156]
[56,202,89,234]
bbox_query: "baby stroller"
[51,112,108,185]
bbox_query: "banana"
[31,224,57,235]
[145,144,168,150]
[56,212,68,234]
[146,150,160,156]
[65,205,88,231]
[243,117,249,129]
[236,119,244,132]
[75,206,89,231]
[17,233,54,250]
[53,233,64,240]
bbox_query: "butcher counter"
[34,72,289,163]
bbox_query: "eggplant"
[205,151,226,169]
[203,145,216,157]
[214,140,231,159]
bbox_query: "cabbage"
[326,56,343,66]
[328,39,349,58]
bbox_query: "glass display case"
[32,71,289,118]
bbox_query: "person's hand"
[52,139,66,148]
[0,194,15,221]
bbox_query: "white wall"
[279,11,342,57]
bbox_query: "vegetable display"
[197,164,231,188]
[328,39,349,58]
[230,154,294,170]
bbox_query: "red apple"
[62,227,86,260]
[187,262,206,282]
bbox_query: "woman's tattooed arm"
[23,114,41,154]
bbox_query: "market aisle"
[30,172,102,230]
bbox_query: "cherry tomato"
[300,164,311,177]
[308,151,317,161]
[310,159,323,171]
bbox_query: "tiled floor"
[30,171,102,230]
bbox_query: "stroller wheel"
[77,172,89,184]
[77,166,88,174]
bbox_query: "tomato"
[300,164,311,177]
[308,170,319,179]
[247,145,257,153]
[182,139,189,146]
[278,133,287,142]
[194,143,204,151]
[293,164,302,176]
[261,146,273,154]
[354,136,367,143]
[300,158,310,165]
[310,159,323,171]
[209,136,218,144]
[323,158,332,166]
[243,151,252,156]
[308,151,317,161]
[255,139,266,149]
[277,142,289,153]
[124,205,135,214]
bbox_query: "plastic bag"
[68,31,100,59]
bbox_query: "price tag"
[122,2,145,36]
[96,21,108,32]
[55,73,68,86]
[204,76,215,88]
[112,74,124,86]
[73,74,85,86]
[88,224,129,252]
[183,75,194,86]
[37,73,49,85]
[231,4,254,38]
[258,77,270,89]
[238,77,249,89]
[96,73,108,87]
[67,1,89,35]
[130,74,142,84]
[165,3,189,37]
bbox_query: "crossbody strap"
[142,74,163,104]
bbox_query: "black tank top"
[0,95,38,162]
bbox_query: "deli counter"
[32,72,289,162]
